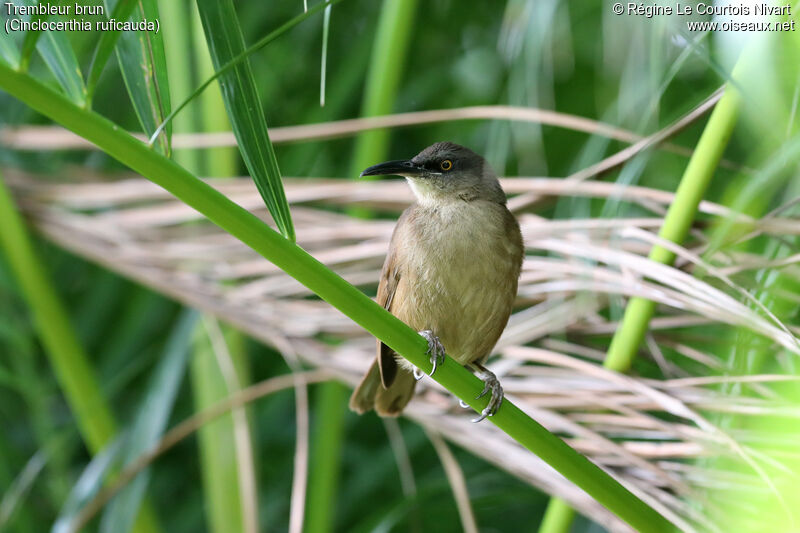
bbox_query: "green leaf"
[14,0,86,104]
[102,0,171,155]
[148,0,342,144]
[195,0,295,242]
[0,25,20,67]
[18,5,48,70]
[51,438,124,533]
[87,0,139,100]
[35,29,87,105]
[99,311,196,533]
[191,319,255,533]
[319,1,332,106]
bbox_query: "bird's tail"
[349,359,416,416]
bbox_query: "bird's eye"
[440,159,453,171]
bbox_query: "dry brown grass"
[6,169,800,532]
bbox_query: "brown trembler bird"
[349,142,524,422]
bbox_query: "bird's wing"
[376,245,400,388]
[376,209,411,388]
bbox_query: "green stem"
[538,498,576,533]
[604,67,743,371]
[0,62,671,533]
[0,172,160,533]
[305,382,349,533]
[349,0,419,177]
[539,38,751,533]
[0,174,116,453]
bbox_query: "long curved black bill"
[359,159,425,178]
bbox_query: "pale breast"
[391,200,523,366]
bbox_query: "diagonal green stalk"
[0,172,160,533]
[0,62,672,533]
[0,174,116,453]
[604,65,745,371]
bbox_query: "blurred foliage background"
[1,0,799,532]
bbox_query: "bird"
[349,142,524,422]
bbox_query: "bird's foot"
[468,363,503,423]
[417,330,445,378]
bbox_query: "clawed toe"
[468,364,504,423]
[418,330,446,377]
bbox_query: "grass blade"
[148,0,344,145]
[35,30,87,105]
[0,25,20,67]
[15,0,87,104]
[191,317,256,533]
[305,382,348,533]
[319,1,331,107]
[0,452,46,529]
[191,2,237,177]
[86,0,139,101]
[99,311,196,533]
[102,0,171,155]
[604,54,751,370]
[18,2,49,70]
[0,173,116,453]
[195,0,294,241]
[52,439,124,533]
[158,0,201,172]
[0,171,162,533]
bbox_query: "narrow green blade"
[0,21,21,67]
[191,319,255,533]
[87,0,139,100]
[195,0,295,242]
[51,439,124,533]
[103,0,171,155]
[18,1,50,70]
[15,0,86,104]
[99,311,196,533]
[35,30,87,105]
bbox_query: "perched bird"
[349,142,524,422]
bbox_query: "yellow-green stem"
[539,34,751,533]
[349,0,419,178]
[0,172,160,533]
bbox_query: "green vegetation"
[1,2,798,532]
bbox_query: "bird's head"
[359,142,506,205]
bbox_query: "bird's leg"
[413,330,445,381]
[464,362,503,423]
